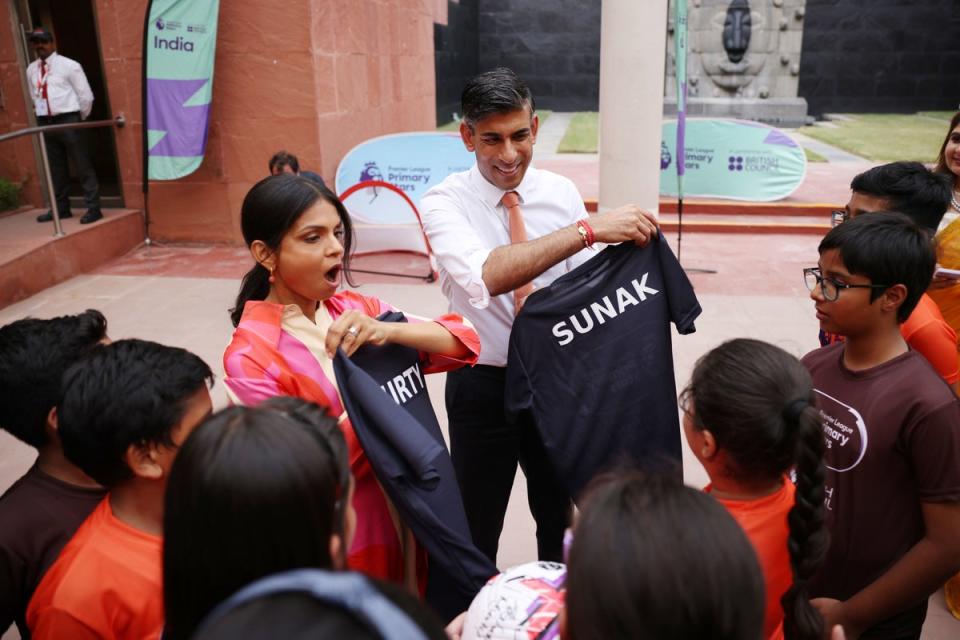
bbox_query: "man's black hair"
[460,67,535,127]
[269,151,300,174]
[819,211,936,323]
[850,162,952,232]
[58,339,213,487]
[0,310,107,448]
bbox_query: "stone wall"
[435,0,479,124]
[799,0,960,115]
[476,0,601,111]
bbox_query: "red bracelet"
[578,219,595,247]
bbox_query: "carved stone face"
[723,0,751,63]
[697,0,776,94]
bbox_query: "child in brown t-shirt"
[802,212,960,639]
[0,311,109,638]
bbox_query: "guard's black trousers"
[39,112,100,212]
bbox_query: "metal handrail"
[0,114,125,237]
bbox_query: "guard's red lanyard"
[37,58,52,116]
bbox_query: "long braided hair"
[681,338,827,640]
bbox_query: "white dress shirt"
[421,164,595,366]
[26,52,94,119]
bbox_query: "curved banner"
[659,119,807,201]
[144,0,220,180]
[335,132,474,224]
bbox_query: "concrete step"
[582,198,833,235]
[0,208,145,309]
[584,198,835,218]
[656,212,830,235]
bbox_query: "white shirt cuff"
[465,248,492,309]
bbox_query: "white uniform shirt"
[25,52,94,119]
[421,164,595,366]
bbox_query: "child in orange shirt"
[26,339,213,640]
[681,338,827,640]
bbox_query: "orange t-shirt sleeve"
[902,313,960,385]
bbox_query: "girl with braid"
[681,338,828,640]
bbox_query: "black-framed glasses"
[831,209,848,227]
[803,267,889,302]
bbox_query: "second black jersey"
[505,239,702,499]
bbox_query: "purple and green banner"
[675,0,688,194]
[142,0,220,181]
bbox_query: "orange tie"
[502,191,535,312]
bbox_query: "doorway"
[14,0,124,208]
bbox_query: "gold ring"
[347,325,358,336]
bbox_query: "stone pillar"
[598,0,667,214]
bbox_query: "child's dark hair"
[192,577,447,640]
[57,338,213,487]
[819,210,936,323]
[850,162,951,232]
[565,472,765,640]
[0,309,107,448]
[461,67,535,127]
[230,174,355,327]
[681,338,827,640]
[268,150,300,174]
[162,401,351,640]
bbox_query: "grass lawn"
[557,112,599,153]
[800,113,947,163]
[437,110,552,131]
[918,111,957,121]
[804,147,828,163]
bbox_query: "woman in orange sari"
[928,111,960,619]
[222,174,479,587]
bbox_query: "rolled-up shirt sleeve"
[421,191,493,309]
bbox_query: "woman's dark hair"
[934,111,960,177]
[230,174,355,326]
[162,401,350,640]
[565,472,765,640]
[681,338,827,640]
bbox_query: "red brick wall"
[0,2,43,208]
[0,0,437,243]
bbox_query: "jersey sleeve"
[906,399,960,502]
[657,237,701,334]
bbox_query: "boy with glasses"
[802,212,960,639]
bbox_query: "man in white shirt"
[421,67,658,564]
[25,27,102,225]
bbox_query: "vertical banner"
[675,0,688,196]
[142,0,220,181]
